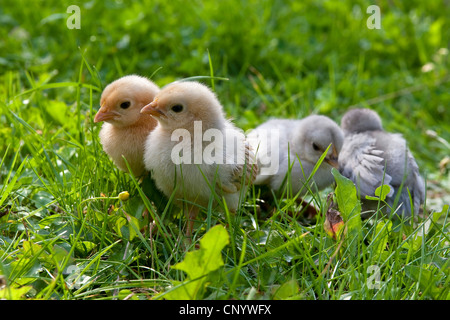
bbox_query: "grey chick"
[247,115,344,196]
[95,75,160,177]
[339,108,425,218]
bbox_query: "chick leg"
[185,206,199,238]
[295,197,319,219]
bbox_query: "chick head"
[140,81,224,131]
[294,115,344,168]
[95,75,159,127]
[341,108,383,135]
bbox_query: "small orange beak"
[325,144,339,169]
[94,105,121,123]
[140,99,166,118]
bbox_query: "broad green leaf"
[331,168,362,234]
[173,225,229,279]
[114,216,127,238]
[125,214,140,241]
[402,205,449,253]
[374,185,392,201]
[165,225,230,300]
[10,258,41,281]
[51,244,73,268]
[273,279,301,300]
[0,286,32,300]
[74,241,97,256]
[114,214,139,241]
[432,204,449,224]
[405,265,448,299]
[366,185,392,201]
[23,241,44,257]
[164,280,203,300]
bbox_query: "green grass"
[0,0,449,300]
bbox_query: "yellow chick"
[95,75,159,176]
[140,81,257,237]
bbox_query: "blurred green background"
[1,0,449,196]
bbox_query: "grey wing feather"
[391,150,426,216]
[409,151,426,213]
[219,129,259,194]
[339,133,393,197]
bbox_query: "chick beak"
[94,105,121,123]
[140,100,166,117]
[324,145,339,169]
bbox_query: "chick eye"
[120,101,131,109]
[171,104,184,113]
[312,143,320,151]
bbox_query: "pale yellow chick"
[95,75,159,176]
[140,81,257,237]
